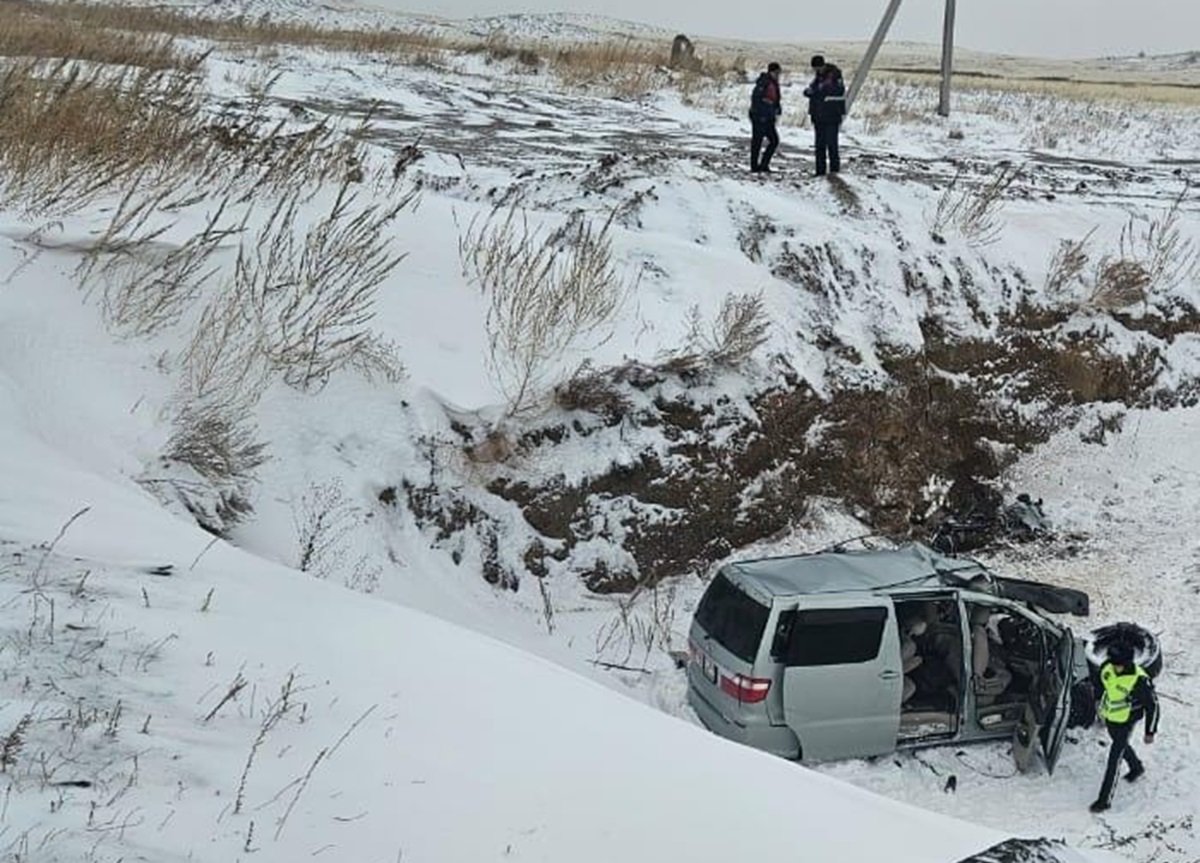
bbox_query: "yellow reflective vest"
[1099,663,1148,724]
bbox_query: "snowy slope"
[0,429,1072,863]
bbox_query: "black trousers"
[750,117,779,172]
[1097,720,1143,806]
[814,121,841,175]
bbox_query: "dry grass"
[1045,188,1199,311]
[461,207,629,416]
[0,0,199,69]
[0,59,211,215]
[929,164,1021,247]
[1,51,361,218]
[881,68,1200,108]
[3,0,462,59]
[548,37,745,99]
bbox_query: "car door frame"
[780,594,902,762]
[1036,622,1074,774]
[960,590,1074,773]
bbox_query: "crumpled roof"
[725,543,988,598]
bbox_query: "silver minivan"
[687,544,1093,773]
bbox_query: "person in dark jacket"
[748,62,782,173]
[1090,642,1161,813]
[804,53,826,115]
[804,60,846,176]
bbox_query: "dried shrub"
[1046,187,1198,312]
[140,285,271,534]
[461,207,629,416]
[1091,259,1152,310]
[236,179,413,391]
[708,292,771,367]
[1045,230,1095,299]
[930,164,1021,246]
[82,190,244,336]
[660,292,771,378]
[153,398,270,534]
[554,360,633,421]
[293,480,359,577]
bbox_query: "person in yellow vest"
[1090,642,1160,812]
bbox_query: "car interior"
[966,602,1046,731]
[895,597,963,741]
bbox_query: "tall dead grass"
[461,207,629,417]
[0,59,210,215]
[0,0,198,69]
[1045,187,1198,311]
[548,38,744,99]
[1,53,360,219]
[4,0,462,59]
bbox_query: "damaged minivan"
[686,543,1157,772]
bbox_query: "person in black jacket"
[804,60,846,176]
[1090,642,1161,813]
[748,62,782,173]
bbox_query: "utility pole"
[846,0,903,112]
[938,0,957,116]
[846,0,959,117]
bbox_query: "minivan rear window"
[785,607,888,666]
[694,571,770,663]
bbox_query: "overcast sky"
[386,0,1197,59]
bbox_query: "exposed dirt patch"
[395,288,1198,593]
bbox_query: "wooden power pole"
[938,0,957,116]
[846,0,903,112]
[846,0,958,118]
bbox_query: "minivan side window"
[785,607,889,667]
[694,572,770,663]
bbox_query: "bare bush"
[461,207,629,416]
[1046,188,1198,311]
[708,292,771,367]
[151,397,269,534]
[658,292,771,377]
[930,164,1021,246]
[553,360,633,420]
[1045,230,1095,298]
[237,180,412,391]
[1114,186,1198,295]
[1091,259,1152,310]
[82,191,246,337]
[293,480,359,577]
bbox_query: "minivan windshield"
[694,571,770,663]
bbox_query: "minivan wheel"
[1083,622,1163,688]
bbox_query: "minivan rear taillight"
[719,673,772,704]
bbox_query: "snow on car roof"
[725,543,988,597]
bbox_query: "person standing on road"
[749,62,782,174]
[804,56,846,176]
[1090,642,1160,813]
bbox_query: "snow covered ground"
[2,4,1200,860]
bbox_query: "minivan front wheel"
[1083,622,1163,682]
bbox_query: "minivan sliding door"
[781,598,902,761]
